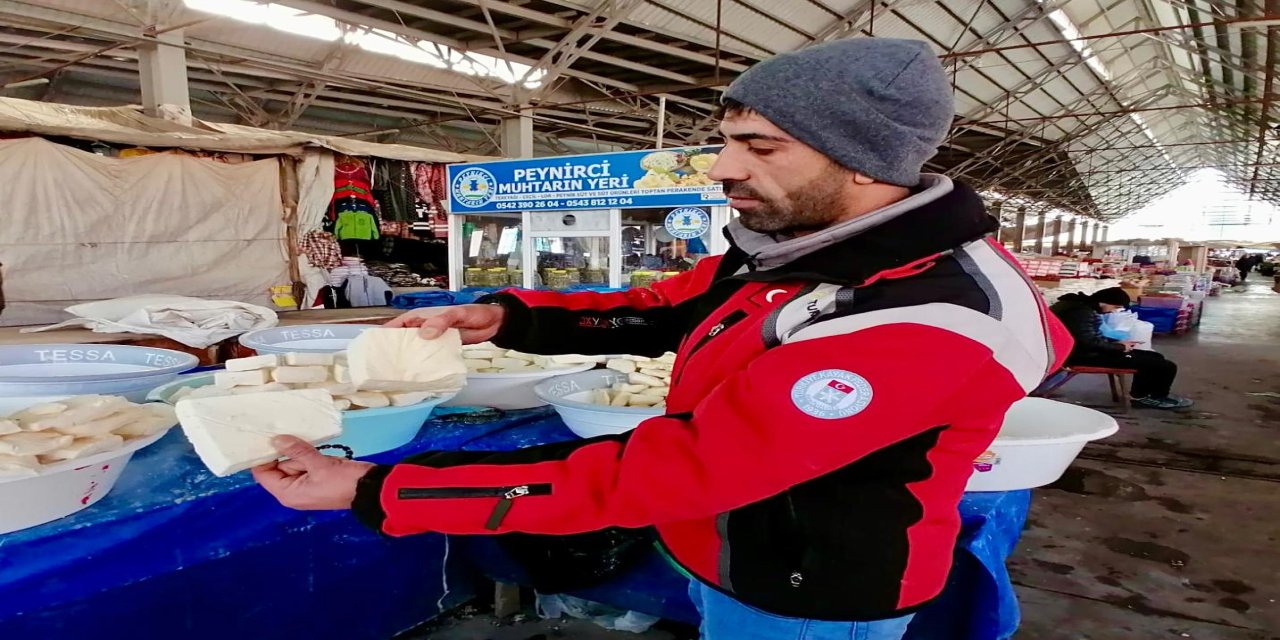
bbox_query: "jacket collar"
[722,174,998,285]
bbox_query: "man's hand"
[252,436,375,510]
[385,304,506,343]
[1120,340,1141,352]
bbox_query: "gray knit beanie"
[724,38,954,187]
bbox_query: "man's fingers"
[416,308,460,340]
[251,461,288,485]
[271,435,326,467]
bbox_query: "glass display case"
[457,214,522,288]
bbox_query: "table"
[459,417,1031,640]
[0,407,545,640]
[0,408,1030,640]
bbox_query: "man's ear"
[852,172,876,185]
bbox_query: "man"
[254,38,1070,640]
[1237,254,1255,283]
[1049,287,1191,409]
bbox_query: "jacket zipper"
[674,309,749,385]
[397,484,553,531]
[784,492,806,588]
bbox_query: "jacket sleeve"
[351,319,1034,537]
[481,257,721,357]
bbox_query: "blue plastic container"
[238,324,379,354]
[1133,306,1180,334]
[0,344,198,408]
[146,374,451,458]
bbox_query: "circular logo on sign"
[452,167,497,208]
[664,207,711,240]
[790,369,874,420]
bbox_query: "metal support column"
[1066,218,1077,255]
[1051,216,1063,255]
[1092,223,1101,247]
[1013,206,1027,253]
[1102,226,1109,243]
[1034,216,1047,255]
[500,109,535,159]
[1079,220,1091,251]
[138,27,191,124]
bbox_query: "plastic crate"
[1138,295,1185,309]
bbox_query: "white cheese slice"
[333,363,351,384]
[271,366,330,384]
[113,404,178,438]
[24,396,130,431]
[628,372,664,387]
[176,389,342,477]
[0,431,75,456]
[0,419,20,436]
[346,328,467,394]
[285,352,337,366]
[308,381,359,396]
[609,392,632,407]
[548,354,607,365]
[0,453,40,477]
[9,402,68,426]
[187,385,233,400]
[40,434,125,462]
[225,355,280,372]
[386,391,434,407]
[606,359,637,374]
[332,398,352,411]
[57,409,142,437]
[502,350,538,362]
[214,369,273,389]
[230,382,291,395]
[343,392,391,409]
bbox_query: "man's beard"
[724,174,850,235]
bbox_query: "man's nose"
[707,148,747,183]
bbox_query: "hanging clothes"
[335,210,380,241]
[375,161,418,222]
[413,163,450,239]
[341,274,394,307]
[299,230,342,270]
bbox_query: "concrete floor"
[416,282,1280,640]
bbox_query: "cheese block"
[57,410,140,437]
[24,396,130,431]
[502,350,538,363]
[491,357,531,369]
[40,434,125,463]
[9,402,68,426]
[628,372,664,387]
[548,354,607,365]
[606,359,638,374]
[0,431,75,456]
[285,352,336,366]
[225,354,280,372]
[346,328,468,394]
[333,363,351,384]
[332,398,353,411]
[114,404,178,438]
[0,419,20,436]
[187,385,233,400]
[230,382,292,395]
[214,369,273,389]
[609,392,633,407]
[0,454,40,478]
[271,366,330,384]
[343,392,391,409]
[308,381,359,396]
[590,389,612,405]
[387,391,434,407]
[176,389,342,477]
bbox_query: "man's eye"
[749,147,775,156]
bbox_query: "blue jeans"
[689,580,915,640]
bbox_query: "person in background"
[1050,287,1192,409]
[253,38,1070,640]
[1237,253,1258,283]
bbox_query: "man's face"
[1099,303,1125,313]
[707,110,854,235]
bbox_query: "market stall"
[445,146,729,291]
[0,97,479,332]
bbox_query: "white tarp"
[0,137,290,327]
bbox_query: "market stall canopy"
[0,97,494,162]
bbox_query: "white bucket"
[238,324,379,354]
[534,370,662,439]
[443,363,597,410]
[965,397,1119,492]
[0,344,198,407]
[0,428,171,534]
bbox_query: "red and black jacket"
[353,178,1072,621]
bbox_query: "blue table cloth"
[0,407,548,639]
[459,417,1031,640]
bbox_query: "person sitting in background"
[1050,287,1193,410]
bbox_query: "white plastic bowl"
[239,324,379,354]
[0,344,199,411]
[534,369,663,438]
[147,374,453,458]
[0,419,173,535]
[442,363,597,410]
[965,397,1119,492]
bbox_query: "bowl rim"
[0,344,199,384]
[238,323,381,352]
[146,372,457,414]
[465,362,597,379]
[533,369,666,416]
